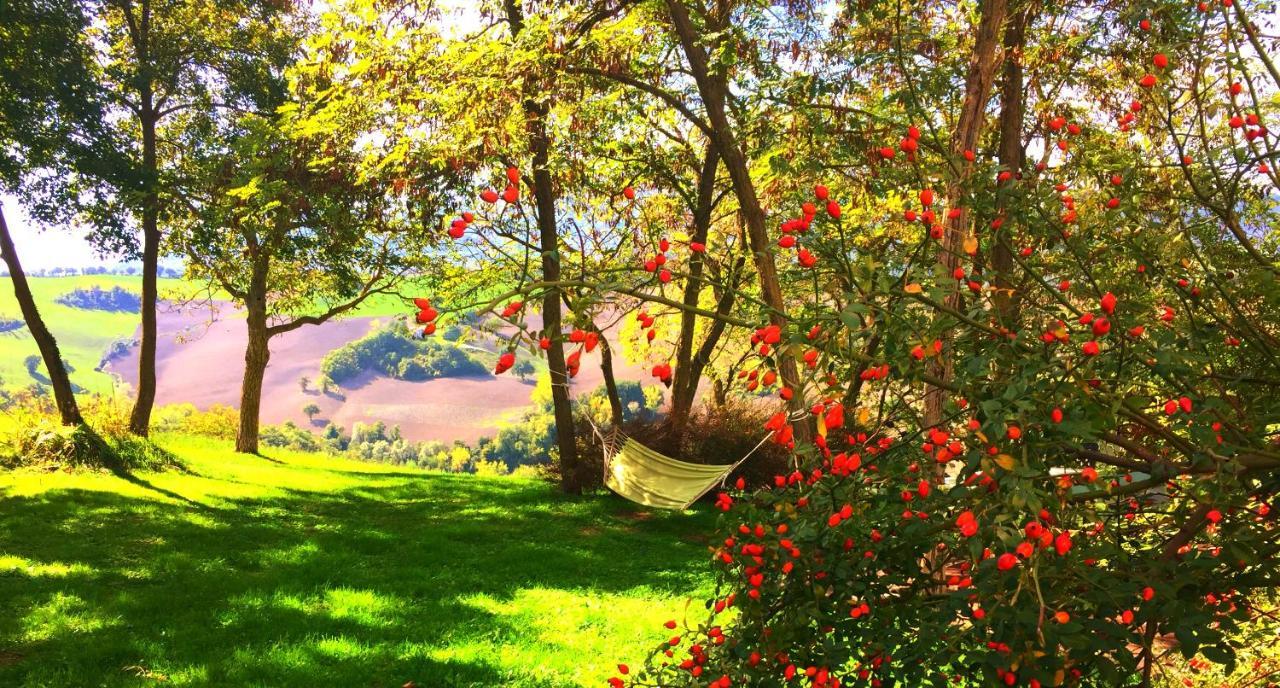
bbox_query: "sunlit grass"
[0,434,714,686]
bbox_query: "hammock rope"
[583,411,797,510]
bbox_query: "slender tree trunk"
[712,379,728,407]
[129,107,160,436]
[992,5,1032,328]
[923,0,1009,431]
[505,0,581,492]
[665,0,811,443]
[672,254,743,441]
[235,259,270,454]
[670,145,719,442]
[0,205,83,425]
[598,333,624,427]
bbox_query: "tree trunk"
[129,107,160,436]
[597,332,624,427]
[235,259,270,454]
[923,0,1009,431]
[505,0,581,492]
[992,5,1032,328]
[669,145,719,442]
[0,205,83,425]
[672,254,743,441]
[665,0,811,443]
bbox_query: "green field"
[0,275,432,396]
[0,275,185,396]
[0,434,713,687]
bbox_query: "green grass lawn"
[0,435,715,687]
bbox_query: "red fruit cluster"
[643,237,673,283]
[412,297,438,335]
[479,166,521,206]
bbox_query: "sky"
[2,193,109,271]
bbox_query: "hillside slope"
[0,275,184,395]
[0,435,713,687]
[4,276,656,444]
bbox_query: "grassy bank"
[0,434,714,687]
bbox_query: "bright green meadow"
[0,434,714,687]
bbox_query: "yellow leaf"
[975,431,988,444]
[857,407,871,425]
[817,415,828,438]
[904,283,923,294]
[995,454,1016,470]
[963,235,978,255]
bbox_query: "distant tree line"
[54,285,141,313]
[319,321,487,385]
[261,381,661,476]
[0,265,184,279]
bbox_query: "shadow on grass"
[0,464,714,687]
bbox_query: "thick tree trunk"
[665,0,811,443]
[0,205,83,425]
[669,145,719,442]
[129,108,160,436]
[923,0,1009,430]
[505,0,581,492]
[992,5,1032,328]
[235,260,270,454]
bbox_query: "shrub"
[0,397,178,471]
[153,403,239,441]
[260,421,323,453]
[615,31,1280,688]
[474,458,509,476]
[667,400,792,492]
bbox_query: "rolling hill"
[2,276,653,444]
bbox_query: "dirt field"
[107,302,652,443]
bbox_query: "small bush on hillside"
[319,321,486,384]
[261,422,323,452]
[0,397,179,471]
[54,285,141,313]
[474,459,509,476]
[99,338,135,366]
[153,403,239,440]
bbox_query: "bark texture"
[0,205,83,425]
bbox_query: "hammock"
[586,417,775,511]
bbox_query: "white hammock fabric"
[588,418,773,510]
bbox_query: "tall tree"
[0,0,122,425]
[661,0,813,442]
[172,113,437,454]
[500,0,583,491]
[91,0,294,436]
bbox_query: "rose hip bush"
[601,15,1279,688]
[388,1,1279,685]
